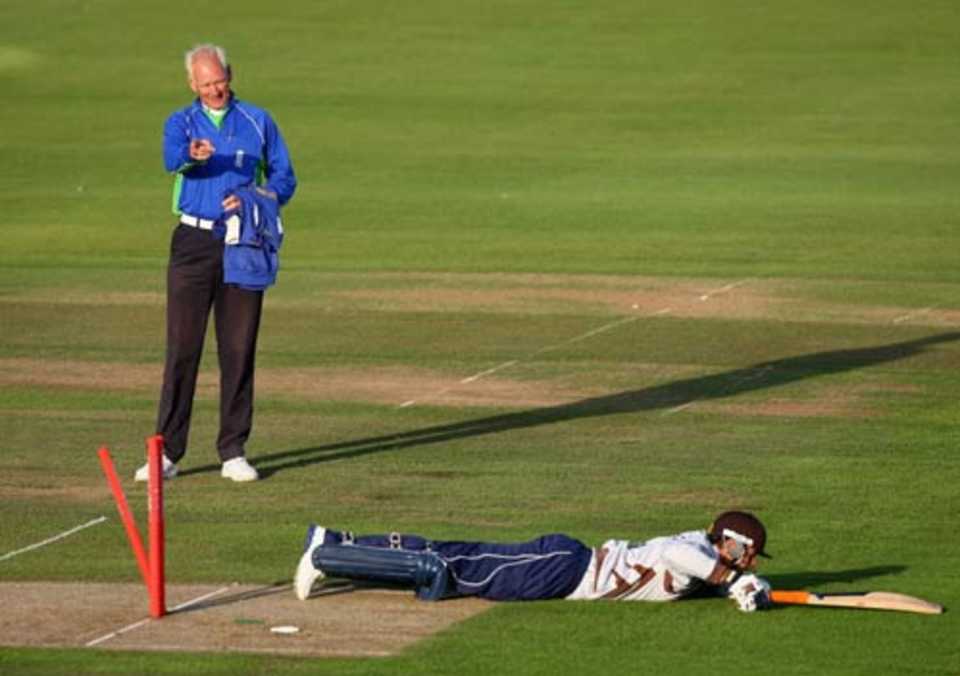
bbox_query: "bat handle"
[769,590,812,605]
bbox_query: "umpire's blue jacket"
[163,96,297,218]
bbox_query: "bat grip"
[769,590,811,605]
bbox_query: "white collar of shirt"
[203,104,229,119]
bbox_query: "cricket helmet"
[709,511,771,558]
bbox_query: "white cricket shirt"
[566,530,721,601]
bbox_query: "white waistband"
[179,213,216,230]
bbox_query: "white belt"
[179,213,216,230]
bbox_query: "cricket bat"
[770,590,943,615]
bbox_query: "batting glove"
[727,574,772,612]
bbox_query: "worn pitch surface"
[0,582,491,657]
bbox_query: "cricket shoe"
[134,455,178,482]
[221,457,259,482]
[294,524,327,600]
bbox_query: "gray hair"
[184,44,228,76]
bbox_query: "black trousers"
[155,224,263,463]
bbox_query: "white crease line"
[85,618,152,648]
[401,279,748,410]
[699,279,750,302]
[0,516,107,563]
[400,362,518,407]
[168,584,234,612]
[85,585,234,648]
[460,360,519,383]
[892,307,935,324]
[399,308,673,409]
[535,314,644,351]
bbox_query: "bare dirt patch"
[333,274,782,319]
[325,273,960,327]
[0,581,490,657]
[0,358,599,409]
[0,358,165,393]
[0,356,907,419]
[0,482,111,503]
[5,274,957,413]
[10,272,960,328]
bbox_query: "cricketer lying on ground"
[293,511,772,612]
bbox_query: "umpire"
[135,43,297,483]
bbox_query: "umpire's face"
[190,55,232,110]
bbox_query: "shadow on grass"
[678,565,909,609]
[766,565,908,589]
[177,331,960,479]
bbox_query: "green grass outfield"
[2,0,959,673]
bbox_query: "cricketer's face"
[719,539,759,572]
[737,548,759,572]
[190,55,231,110]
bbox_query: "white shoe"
[294,524,327,600]
[134,455,178,482]
[221,457,259,482]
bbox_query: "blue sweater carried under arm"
[220,185,284,291]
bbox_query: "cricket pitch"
[0,581,491,657]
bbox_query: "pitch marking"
[460,361,519,384]
[892,306,936,324]
[84,585,233,647]
[399,309,673,408]
[662,402,696,416]
[662,363,775,416]
[85,618,152,648]
[699,279,749,302]
[399,280,746,409]
[0,516,107,563]
[167,584,235,612]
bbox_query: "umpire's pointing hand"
[189,139,215,161]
